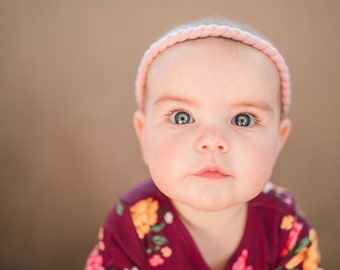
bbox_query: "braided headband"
[135,23,291,115]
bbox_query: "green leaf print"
[116,200,124,216]
[288,236,311,256]
[152,235,168,246]
[150,222,165,233]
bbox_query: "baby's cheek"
[238,142,275,180]
[151,137,188,172]
[254,154,275,183]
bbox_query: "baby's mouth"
[195,166,230,180]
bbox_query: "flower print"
[98,227,104,240]
[161,246,172,258]
[84,247,105,270]
[149,254,165,267]
[262,182,275,193]
[262,184,293,205]
[302,229,322,269]
[130,198,159,239]
[164,211,174,224]
[97,240,105,251]
[280,218,303,257]
[232,249,253,270]
[130,198,173,267]
[96,227,105,251]
[274,186,293,205]
[284,246,308,269]
[281,215,295,231]
[284,229,322,270]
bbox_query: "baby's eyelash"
[165,108,189,119]
[238,111,262,124]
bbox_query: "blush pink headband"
[135,22,291,115]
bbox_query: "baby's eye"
[169,111,194,125]
[232,113,256,127]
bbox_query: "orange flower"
[302,229,321,270]
[130,198,159,239]
[285,229,322,270]
[97,241,105,251]
[96,227,105,251]
[161,246,172,258]
[285,247,308,269]
[98,227,104,240]
[281,215,295,230]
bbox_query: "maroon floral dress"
[85,180,322,270]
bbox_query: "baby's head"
[133,19,292,211]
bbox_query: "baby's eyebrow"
[154,95,275,114]
[233,101,275,114]
[154,94,198,107]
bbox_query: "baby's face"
[134,37,291,212]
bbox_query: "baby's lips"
[195,165,230,179]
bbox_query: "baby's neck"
[173,201,247,230]
[172,201,248,270]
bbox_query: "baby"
[85,19,322,270]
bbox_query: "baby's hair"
[135,18,291,115]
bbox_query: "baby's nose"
[194,127,230,153]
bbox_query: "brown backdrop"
[1,1,339,269]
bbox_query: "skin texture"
[133,37,291,269]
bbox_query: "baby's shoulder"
[250,182,304,217]
[120,179,163,206]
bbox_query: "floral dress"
[85,180,322,270]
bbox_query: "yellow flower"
[281,215,295,230]
[130,198,159,239]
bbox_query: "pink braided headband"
[135,23,291,115]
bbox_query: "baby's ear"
[133,110,148,165]
[276,118,292,158]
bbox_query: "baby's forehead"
[147,37,279,84]
[150,37,268,62]
[149,37,239,64]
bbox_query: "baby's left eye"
[232,113,256,127]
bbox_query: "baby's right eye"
[169,111,194,125]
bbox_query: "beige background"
[1,1,339,269]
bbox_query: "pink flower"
[84,247,105,270]
[149,254,165,267]
[232,249,253,270]
[280,219,304,257]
